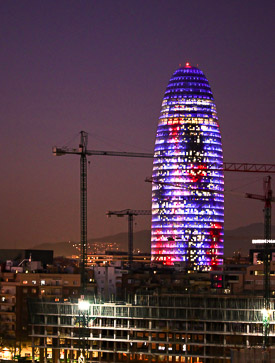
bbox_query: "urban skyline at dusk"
[1,0,274,249]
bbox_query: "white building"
[92,262,127,299]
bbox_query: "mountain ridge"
[28,223,275,258]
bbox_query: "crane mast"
[79,131,88,293]
[53,131,89,293]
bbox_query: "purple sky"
[1,0,274,248]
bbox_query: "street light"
[79,300,90,312]
[261,308,271,321]
[261,308,272,349]
[78,299,90,363]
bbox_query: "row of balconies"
[0,315,16,325]
[0,306,15,312]
[32,338,262,354]
[33,330,266,344]
[0,289,16,295]
[0,299,15,304]
[33,319,271,332]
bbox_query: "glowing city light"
[151,64,224,271]
[261,308,271,321]
[78,300,90,311]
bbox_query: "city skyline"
[0,1,274,248]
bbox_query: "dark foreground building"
[0,249,53,267]
[28,294,275,363]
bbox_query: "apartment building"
[0,271,81,359]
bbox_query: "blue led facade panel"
[151,64,224,270]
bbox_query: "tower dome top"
[174,63,204,75]
[165,64,212,100]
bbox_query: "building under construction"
[28,293,275,363]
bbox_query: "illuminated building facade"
[29,295,275,363]
[151,64,224,270]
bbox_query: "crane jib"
[53,146,275,173]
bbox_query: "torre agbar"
[151,64,224,270]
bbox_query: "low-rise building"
[87,252,150,268]
[0,271,81,360]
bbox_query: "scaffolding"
[28,294,275,363]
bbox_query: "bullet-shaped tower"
[151,64,224,271]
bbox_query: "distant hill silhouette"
[31,223,275,258]
[31,230,151,257]
[223,223,275,257]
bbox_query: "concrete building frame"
[28,294,275,363]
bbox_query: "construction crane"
[245,176,275,348]
[53,130,275,292]
[222,163,275,173]
[53,131,89,293]
[52,132,152,292]
[106,209,151,269]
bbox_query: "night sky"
[1,0,274,248]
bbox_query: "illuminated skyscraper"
[151,64,224,271]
